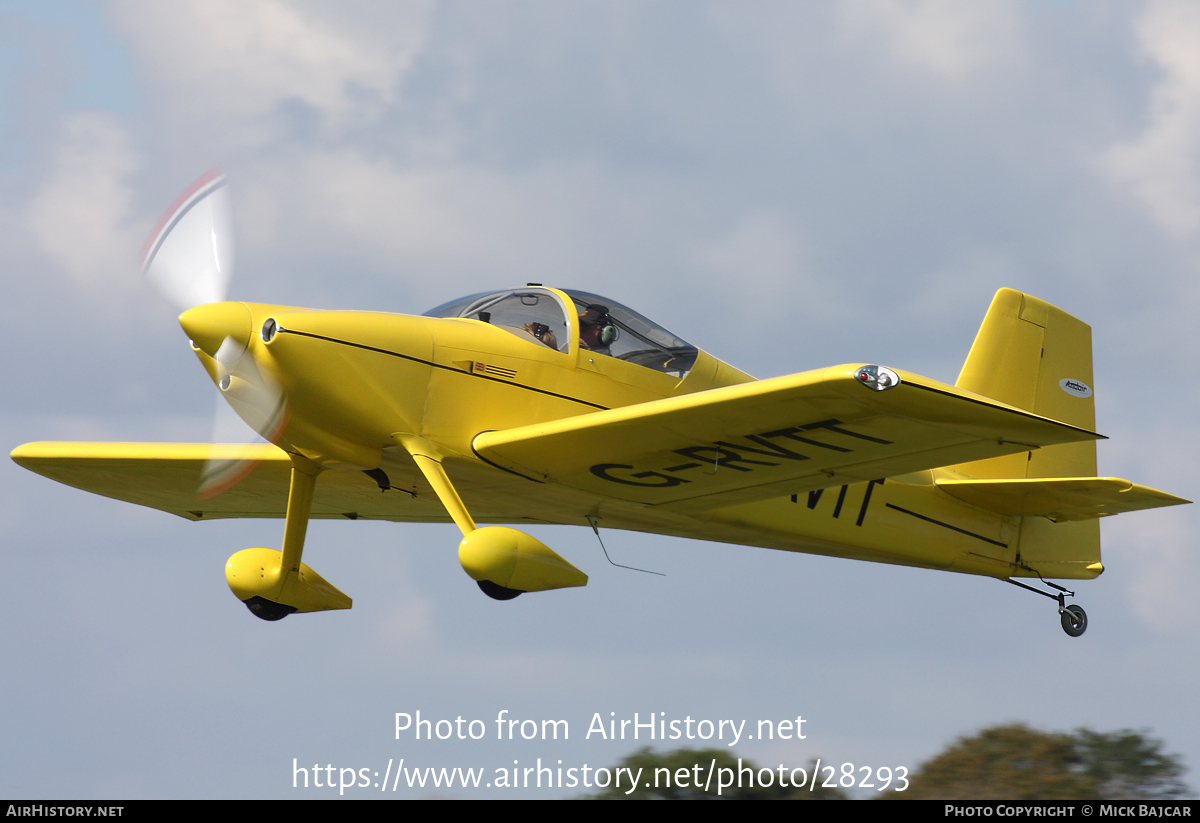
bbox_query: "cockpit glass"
[424,288,698,378]
[564,289,697,378]
[423,288,571,353]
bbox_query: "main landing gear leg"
[225,454,353,620]
[393,433,587,601]
[1006,578,1087,637]
[399,439,526,601]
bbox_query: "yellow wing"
[472,364,1103,512]
[9,442,450,522]
[12,366,1114,523]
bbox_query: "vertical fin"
[952,289,1100,576]
[955,288,1096,478]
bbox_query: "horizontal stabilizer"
[937,477,1190,521]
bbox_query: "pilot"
[579,304,616,355]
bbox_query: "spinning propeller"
[141,170,288,499]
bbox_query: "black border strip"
[279,328,608,411]
[885,503,1008,548]
[899,380,1104,439]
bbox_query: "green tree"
[892,724,1190,800]
[588,747,846,799]
[1074,728,1190,800]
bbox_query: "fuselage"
[179,287,1097,582]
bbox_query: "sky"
[1,0,1197,799]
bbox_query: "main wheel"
[477,580,523,601]
[244,596,296,621]
[1060,604,1087,637]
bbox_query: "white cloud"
[109,0,432,147]
[1098,426,1199,635]
[237,151,674,304]
[1101,0,1200,237]
[25,111,141,291]
[376,593,437,651]
[1117,512,1200,633]
[693,210,820,322]
[839,0,1021,80]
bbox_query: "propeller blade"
[145,171,291,501]
[214,336,289,442]
[198,334,290,500]
[141,171,283,499]
[197,426,267,501]
[141,169,234,310]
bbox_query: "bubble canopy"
[424,287,699,378]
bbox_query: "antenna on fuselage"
[586,516,665,577]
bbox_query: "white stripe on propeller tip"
[141,169,234,309]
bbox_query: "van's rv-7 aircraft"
[11,171,1189,636]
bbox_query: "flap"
[472,364,1102,512]
[936,477,1191,521]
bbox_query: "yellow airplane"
[10,174,1189,637]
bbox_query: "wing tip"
[11,441,53,466]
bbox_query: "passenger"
[522,322,558,350]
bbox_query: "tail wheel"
[1060,604,1087,637]
[1006,578,1088,638]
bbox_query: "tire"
[477,580,523,601]
[1060,604,1087,637]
